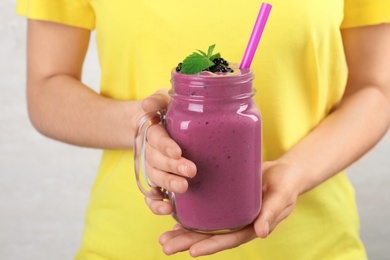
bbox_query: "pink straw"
[240,3,272,69]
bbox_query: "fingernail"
[166,147,175,158]
[157,206,164,214]
[173,224,182,230]
[178,165,188,176]
[171,180,182,191]
[158,206,169,215]
[264,221,270,236]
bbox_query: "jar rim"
[171,65,254,85]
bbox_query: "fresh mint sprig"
[181,44,221,74]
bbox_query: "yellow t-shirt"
[17,1,390,259]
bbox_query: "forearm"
[26,20,150,149]
[27,74,142,149]
[279,86,390,195]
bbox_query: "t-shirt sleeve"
[341,0,390,28]
[16,0,95,30]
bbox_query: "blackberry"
[175,62,182,72]
[212,58,229,66]
[208,57,234,73]
[176,57,233,74]
[209,64,229,73]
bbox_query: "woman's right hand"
[141,89,197,215]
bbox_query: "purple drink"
[166,65,262,233]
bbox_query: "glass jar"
[165,67,262,233]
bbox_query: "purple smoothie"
[165,65,262,233]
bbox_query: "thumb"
[253,189,296,239]
[254,207,272,239]
[142,89,170,113]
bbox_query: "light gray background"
[1,0,389,259]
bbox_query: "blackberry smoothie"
[166,64,262,233]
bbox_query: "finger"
[142,89,170,113]
[159,227,211,255]
[147,123,182,159]
[188,226,257,257]
[159,225,189,245]
[146,141,196,178]
[145,159,188,194]
[144,196,172,215]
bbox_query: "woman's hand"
[144,23,390,258]
[157,160,301,257]
[141,89,197,215]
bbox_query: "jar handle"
[134,110,168,199]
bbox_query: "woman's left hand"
[158,160,302,257]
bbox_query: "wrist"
[270,158,309,196]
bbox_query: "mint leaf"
[181,52,214,74]
[197,49,207,57]
[180,44,224,74]
[209,52,221,61]
[207,44,216,59]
